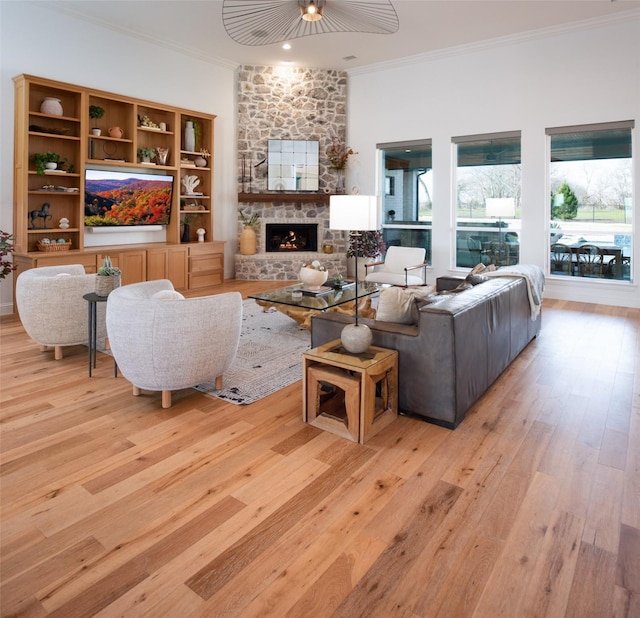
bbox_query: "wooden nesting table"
[303,340,398,444]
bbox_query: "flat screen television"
[84,169,173,226]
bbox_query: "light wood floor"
[1,281,639,617]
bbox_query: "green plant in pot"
[89,105,105,134]
[137,147,156,163]
[95,255,122,297]
[33,152,61,175]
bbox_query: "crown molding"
[348,9,640,76]
[42,1,240,71]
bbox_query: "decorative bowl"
[299,266,328,290]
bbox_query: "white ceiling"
[48,0,640,71]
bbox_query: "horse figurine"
[29,203,52,229]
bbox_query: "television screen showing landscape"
[85,170,173,226]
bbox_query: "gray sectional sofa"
[310,270,543,428]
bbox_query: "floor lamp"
[330,195,380,353]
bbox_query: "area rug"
[194,299,311,405]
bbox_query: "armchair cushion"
[152,290,186,300]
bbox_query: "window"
[547,121,633,281]
[453,132,521,269]
[378,140,432,263]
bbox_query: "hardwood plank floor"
[1,281,638,617]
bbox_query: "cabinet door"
[107,251,146,285]
[167,246,188,290]
[146,247,168,281]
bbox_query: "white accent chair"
[106,279,242,408]
[364,246,427,287]
[15,264,104,360]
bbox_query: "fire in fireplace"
[265,223,318,252]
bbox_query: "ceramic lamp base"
[340,323,372,354]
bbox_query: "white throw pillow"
[376,286,435,324]
[151,290,185,300]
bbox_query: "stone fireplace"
[234,65,349,281]
[234,200,347,280]
[265,223,318,252]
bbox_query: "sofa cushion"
[465,273,489,286]
[376,286,436,324]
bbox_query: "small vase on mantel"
[334,168,346,194]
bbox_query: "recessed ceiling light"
[283,43,291,50]
[343,55,357,61]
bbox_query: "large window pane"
[378,140,432,263]
[548,122,633,281]
[454,132,521,268]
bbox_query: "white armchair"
[15,264,104,360]
[364,246,427,287]
[106,280,242,408]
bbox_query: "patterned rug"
[194,299,311,405]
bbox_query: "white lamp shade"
[330,195,380,231]
[485,197,515,217]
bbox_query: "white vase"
[351,257,374,281]
[184,121,195,152]
[40,97,63,116]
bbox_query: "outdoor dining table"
[563,241,624,279]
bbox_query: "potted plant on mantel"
[95,256,121,297]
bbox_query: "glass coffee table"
[249,281,379,329]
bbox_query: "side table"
[303,339,398,444]
[83,293,117,378]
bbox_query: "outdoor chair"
[467,237,489,265]
[577,244,604,277]
[550,243,574,276]
[487,241,511,267]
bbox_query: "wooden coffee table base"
[255,297,375,329]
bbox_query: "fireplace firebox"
[265,223,318,252]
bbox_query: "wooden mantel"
[238,192,331,204]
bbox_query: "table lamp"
[330,195,380,353]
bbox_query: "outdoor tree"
[551,182,579,220]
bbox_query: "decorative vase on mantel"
[239,225,257,255]
[333,168,346,194]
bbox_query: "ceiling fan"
[222,0,399,46]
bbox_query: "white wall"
[346,16,640,308]
[0,1,237,314]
